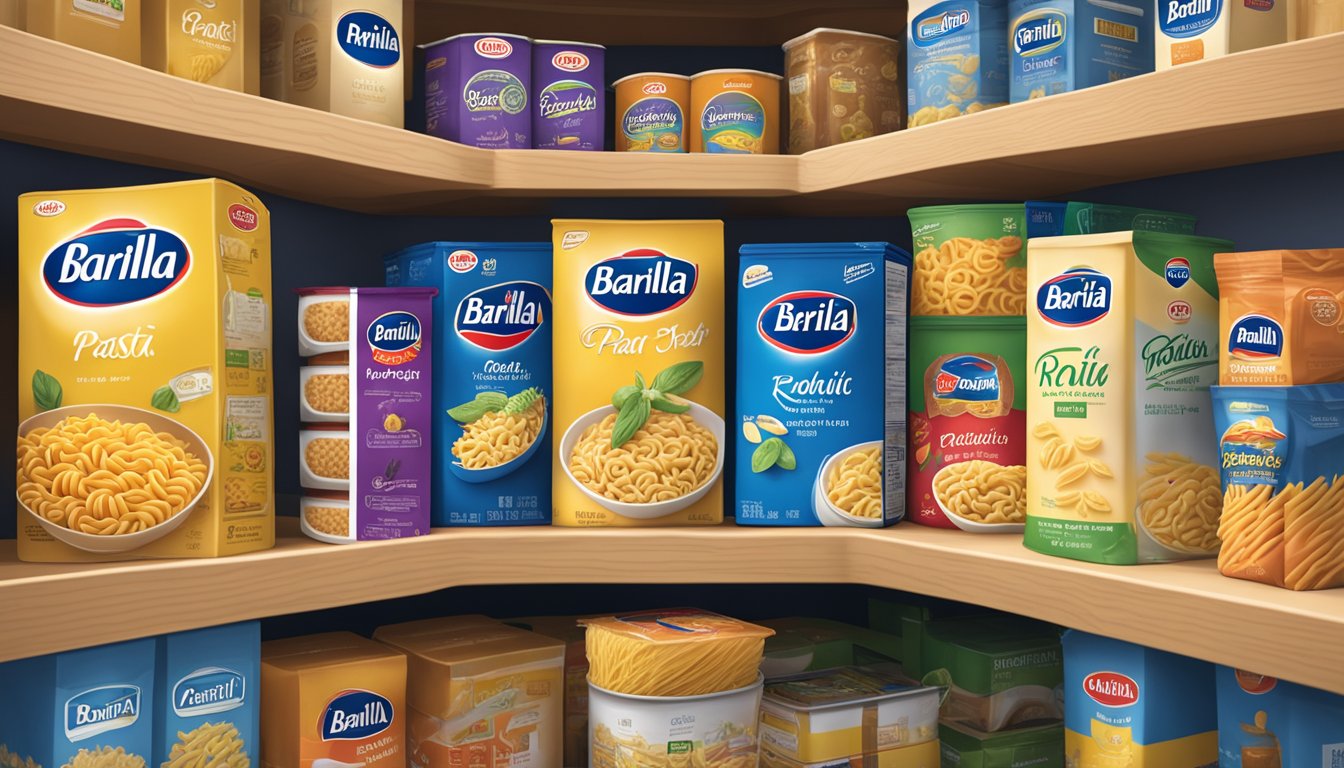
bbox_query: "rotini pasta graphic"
[825,446,883,518]
[453,391,546,470]
[162,721,249,768]
[934,460,1026,524]
[62,747,145,768]
[16,414,209,535]
[912,236,1026,315]
[568,411,718,504]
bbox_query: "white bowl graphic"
[813,440,886,528]
[559,401,725,520]
[932,462,1026,533]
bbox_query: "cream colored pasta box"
[1156,0,1287,67]
[17,179,275,562]
[144,0,260,94]
[259,0,404,127]
[25,0,141,63]
[552,220,726,526]
[1025,231,1232,565]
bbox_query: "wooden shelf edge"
[3,27,1342,213]
[4,520,1342,694]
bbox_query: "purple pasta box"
[421,33,532,149]
[532,40,605,150]
[296,287,436,543]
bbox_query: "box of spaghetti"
[909,204,1026,316]
[1211,382,1344,590]
[1216,249,1344,386]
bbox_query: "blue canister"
[736,242,911,527]
[1008,0,1153,102]
[532,40,605,150]
[421,33,532,149]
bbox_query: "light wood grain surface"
[3,519,1342,693]
[2,26,1340,214]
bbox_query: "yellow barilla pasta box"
[260,632,407,768]
[17,179,275,562]
[551,220,726,526]
[144,0,261,94]
[1025,231,1232,564]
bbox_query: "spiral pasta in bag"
[1212,383,1344,590]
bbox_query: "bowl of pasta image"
[932,460,1027,533]
[1133,452,1223,557]
[448,389,549,484]
[813,441,887,527]
[16,404,214,553]
[560,401,725,519]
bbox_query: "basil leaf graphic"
[651,395,690,414]
[33,370,63,412]
[503,387,541,415]
[611,394,651,449]
[611,384,641,410]
[635,370,647,391]
[776,440,797,471]
[651,361,704,396]
[752,438,783,473]
[447,391,508,423]
[150,385,181,413]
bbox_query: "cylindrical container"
[300,492,352,543]
[783,28,903,154]
[300,357,351,422]
[589,676,764,768]
[689,69,782,154]
[907,204,1027,316]
[613,72,690,152]
[907,316,1027,531]
[532,40,605,150]
[421,33,532,149]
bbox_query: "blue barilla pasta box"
[1009,0,1153,103]
[155,621,260,768]
[736,242,910,527]
[0,637,156,768]
[907,0,1010,126]
[387,242,553,526]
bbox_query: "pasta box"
[155,622,261,768]
[422,33,532,148]
[1008,0,1153,103]
[385,242,552,527]
[736,242,911,527]
[1215,666,1344,766]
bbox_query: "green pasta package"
[1211,383,1344,590]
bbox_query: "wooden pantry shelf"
[3,518,1343,693]
[1,26,1342,213]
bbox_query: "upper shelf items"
[1,26,1342,213]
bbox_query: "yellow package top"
[583,609,774,697]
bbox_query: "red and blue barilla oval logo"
[337,11,400,68]
[584,249,697,316]
[320,689,393,741]
[43,218,191,307]
[455,281,549,351]
[1083,671,1140,707]
[1165,257,1191,288]
[367,311,422,365]
[757,290,857,354]
[1036,268,1112,327]
[934,355,1000,402]
[1229,314,1282,360]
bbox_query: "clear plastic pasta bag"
[1212,383,1344,590]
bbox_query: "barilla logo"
[584,249,697,316]
[914,6,973,45]
[1083,672,1139,707]
[33,199,66,216]
[1013,10,1066,55]
[367,311,422,365]
[321,689,394,741]
[228,203,258,232]
[552,50,590,71]
[43,219,191,307]
[643,81,668,95]
[475,37,513,59]
[455,281,550,351]
[933,355,1001,402]
[173,667,246,717]
[757,291,857,354]
[1161,0,1221,36]
[337,11,400,68]
[448,249,478,273]
[1228,314,1283,360]
[1036,268,1111,327]
[65,685,140,742]
[1165,257,1191,288]
[1235,670,1278,695]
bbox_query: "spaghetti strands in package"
[582,609,774,697]
[1216,249,1344,386]
[1212,383,1344,590]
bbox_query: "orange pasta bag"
[1217,249,1344,386]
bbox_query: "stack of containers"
[296,287,436,543]
[1210,248,1344,590]
[419,33,605,150]
[614,69,783,154]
